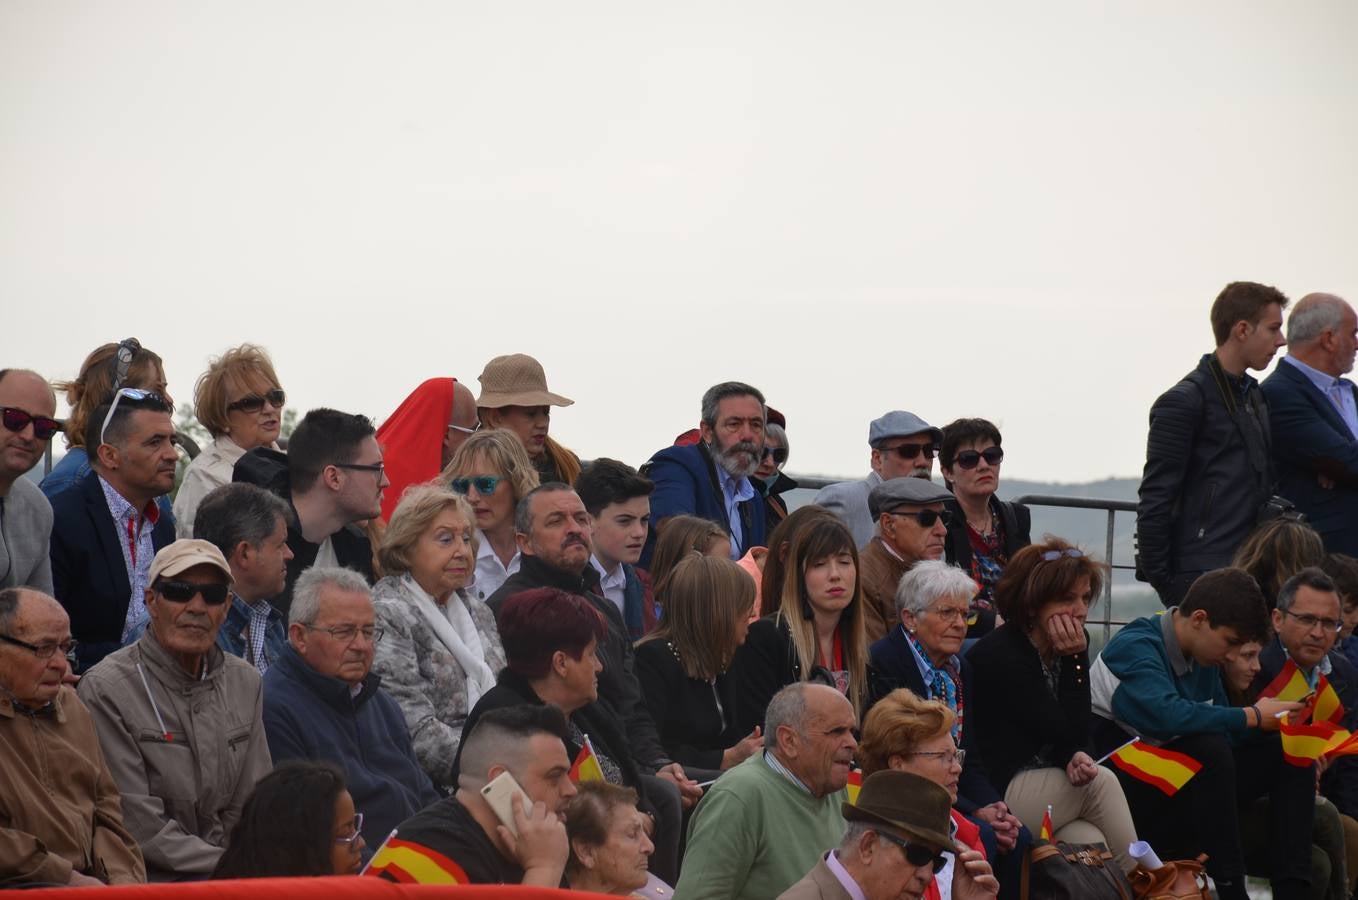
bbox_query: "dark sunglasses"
[762,446,789,464]
[450,475,502,496]
[890,508,954,528]
[155,581,230,605]
[226,388,286,414]
[1,407,62,441]
[954,447,1004,470]
[877,830,949,872]
[885,442,939,461]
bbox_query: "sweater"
[676,753,847,900]
[0,476,54,593]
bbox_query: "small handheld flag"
[570,735,606,783]
[1260,661,1345,725]
[846,767,863,804]
[1107,740,1201,796]
[1039,805,1054,841]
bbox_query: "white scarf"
[402,574,497,706]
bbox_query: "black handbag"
[1021,840,1135,900]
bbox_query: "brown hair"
[637,553,755,679]
[858,689,954,776]
[55,340,169,449]
[648,514,729,598]
[1209,281,1290,346]
[1231,518,1325,609]
[1322,554,1358,608]
[993,536,1105,633]
[565,781,641,878]
[193,344,283,438]
[760,505,839,616]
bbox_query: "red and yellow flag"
[363,835,469,884]
[570,735,605,783]
[1279,716,1348,767]
[1039,806,1054,841]
[1260,660,1345,725]
[846,767,863,804]
[1108,741,1202,796]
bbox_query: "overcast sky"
[4,2,1356,484]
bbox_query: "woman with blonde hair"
[728,515,868,736]
[174,344,286,537]
[635,554,764,777]
[370,483,505,791]
[441,428,540,603]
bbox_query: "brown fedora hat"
[842,770,954,849]
[476,354,574,409]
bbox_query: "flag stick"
[1094,736,1139,766]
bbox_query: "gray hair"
[0,587,22,633]
[763,682,812,750]
[895,559,978,618]
[700,381,765,428]
[1287,294,1350,346]
[765,423,789,461]
[289,566,372,626]
[1276,566,1340,614]
[193,482,291,558]
[514,482,575,536]
[839,820,878,852]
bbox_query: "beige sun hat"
[476,354,574,408]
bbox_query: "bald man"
[1263,293,1358,554]
[0,369,58,592]
[0,587,145,885]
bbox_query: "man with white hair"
[1263,292,1358,555]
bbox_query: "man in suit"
[815,411,942,551]
[778,769,997,900]
[50,389,177,672]
[1262,292,1358,555]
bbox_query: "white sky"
[3,2,1356,483]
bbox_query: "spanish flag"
[570,735,606,783]
[1039,806,1054,841]
[846,767,863,804]
[363,833,470,884]
[1108,741,1202,796]
[1259,660,1345,725]
[1279,716,1348,767]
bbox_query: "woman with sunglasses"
[938,419,1030,641]
[440,429,540,603]
[753,414,798,526]
[370,485,505,793]
[967,538,1138,873]
[213,761,367,876]
[858,689,989,900]
[173,344,286,539]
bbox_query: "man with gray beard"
[641,381,768,565]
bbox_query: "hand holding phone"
[481,770,533,839]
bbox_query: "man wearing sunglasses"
[78,540,271,881]
[815,411,943,552]
[0,369,59,594]
[858,478,954,644]
[780,770,998,900]
[49,389,178,673]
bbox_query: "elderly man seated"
[0,587,145,886]
[263,566,441,856]
[78,540,272,881]
[676,683,859,900]
[779,770,998,900]
[858,477,953,643]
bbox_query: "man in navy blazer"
[49,391,178,672]
[1262,292,1358,555]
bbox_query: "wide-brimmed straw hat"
[842,770,954,849]
[476,354,574,409]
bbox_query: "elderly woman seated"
[967,538,1138,873]
[370,485,505,793]
[566,781,664,898]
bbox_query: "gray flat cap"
[868,477,953,519]
[869,411,942,446]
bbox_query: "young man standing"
[576,458,656,639]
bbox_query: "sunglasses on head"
[953,447,1004,470]
[109,337,141,392]
[98,387,167,446]
[762,446,788,464]
[450,475,502,496]
[1,407,62,441]
[226,388,286,414]
[1039,548,1084,562]
[885,442,939,461]
[889,508,954,528]
[155,581,230,605]
[876,830,949,872]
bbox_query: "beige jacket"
[858,537,910,645]
[778,858,856,900]
[0,686,145,885]
[77,630,271,880]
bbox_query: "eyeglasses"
[0,633,78,663]
[303,623,384,644]
[226,388,286,414]
[335,812,365,846]
[333,461,385,477]
[762,446,789,465]
[924,606,970,624]
[99,388,167,446]
[883,442,939,461]
[953,447,1004,470]
[155,581,230,605]
[447,421,481,436]
[1039,548,1085,562]
[450,475,502,496]
[889,509,953,528]
[906,748,966,766]
[1281,609,1344,633]
[1,407,62,441]
[110,337,141,392]
[875,830,949,873]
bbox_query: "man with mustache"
[640,381,768,565]
[0,368,58,593]
[50,388,178,673]
[78,539,271,881]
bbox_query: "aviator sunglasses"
[953,447,1004,470]
[1,407,62,441]
[227,388,286,414]
[450,475,502,496]
[155,581,230,605]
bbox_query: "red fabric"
[922,811,986,900]
[376,378,455,522]
[26,877,599,898]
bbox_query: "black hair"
[1321,554,1358,606]
[514,481,574,535]
[211,761,348,878]
[286,408,375,494]
[939,417,1003,470]
[194,482,292,557]
[1276,566,1340,614]
[84,391,172,453]
[0,587,22,633]
[1179,567,1270,643]
[574,458,654,518]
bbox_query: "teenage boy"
[575,458,656,640]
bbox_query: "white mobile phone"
[481,770,532,838]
